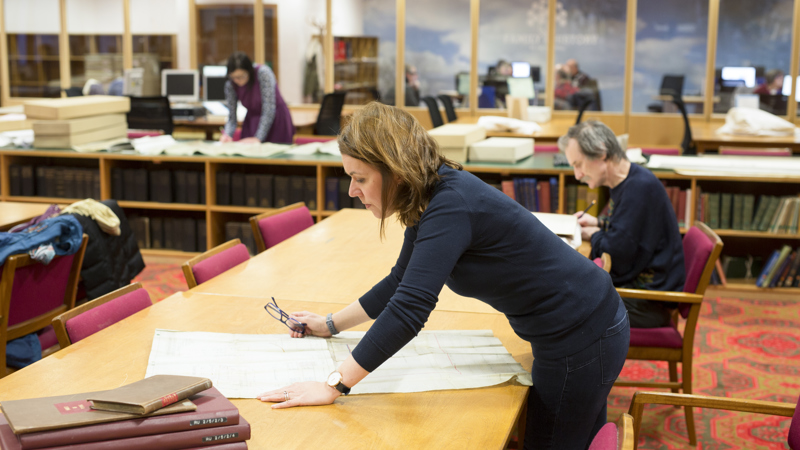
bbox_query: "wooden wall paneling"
[544,0,556,109]
[704,0,719,121]
[0,0,9,106]
[324,0,334,93]
[580,113,626,135]
[188,0,197,69]
[59,0,70,95]
[627,114,715,147]
[788,0,800,121]
[253,0,264,65]
[622,0,637,131]
[469,0,479,115]
[395,0,406,108]
[122,0,132,70]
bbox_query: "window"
[4,0,61,98]
[363,0,396,106]
[478,0,549,110]
[554,0,627,112]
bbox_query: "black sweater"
[590,163,685,292]
[351,165,621,373]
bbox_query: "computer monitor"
[507,77,535,100]
[511,62,530,78]
[202,65,228,102]
[457,72,471,96]
[781,74,800,101]
[161,69,199,102]
[721,66,756,88]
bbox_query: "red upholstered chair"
[293,135,337,145]
[181,239,251,289]
[593,252,612,273]
[628,391,798,450]
[249,202,315,254]
[587,413,634,450]
[51,282,152,348]
[0,234,88,377]
[614,221,723,446]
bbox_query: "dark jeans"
[524,299,630,450]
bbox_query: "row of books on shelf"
[566,184,605,217]
[661,184,692,228]
[9,164,100,199]
[224,221,258,256]
[0,375,250,449]
[128,216,208,254]
[696,192,800,234]
[217,172,317,210]
[112,168,206,204]
[757,245,800,288]
[325,176,367,210]
[498,177,559,213]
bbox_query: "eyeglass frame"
[264,297,306,334]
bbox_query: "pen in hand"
[577,200,597,219]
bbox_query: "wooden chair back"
[0,234,88,377]
[181,239,250,289]
[249,202,314,254]
[52,282,153,348]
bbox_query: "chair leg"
[668,361,679,394]
[683,362,697,445]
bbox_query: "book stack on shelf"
[225,221,258,255]
[9,164,100,199]
[128,216,207,253]
[757,245,800,288]
[25,96,130,149]
[565,184,605,217]
[697,191,800,234]
[427,124,486,163]
[499,177,559,213]
[0,375,250,449]
[113,168,206,204]
[325,177,368,211]
[660,182,691,228]
[217,172,316,210]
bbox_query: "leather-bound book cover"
[0,395,194,436]
[74,170,86,199]
[35,166,47,197]
[92,172,100,199]
[196,219,207,252]
[325,177,339,211]
[273,175,289,208]
[182,218,197,253]
[0,415,249,450]
[239,223,256,256]
[200,175,206,204]
[288,176,304,205]
[216,171,230,206]
[174,170,188,204]
[9,165,22,196]
[133,168,149,202]
[164,218,175,250]
[257,174,273,208]
[20,165,34,197]
[338,177,350,210]
[111,168,123,200]
[86,376,212,416]
[230,172,245,206]
[304,177,317,211]
[186,171,200,205]
[52,167,66,198]
[150,217,164,249]
[9,388,236,449]
[244,174,258,207]
[150,170,172,204]
[122,169,136,201]
[63,169,77,199]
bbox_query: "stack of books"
[757,245,800,288]
[25,96,130,149]
[499,177,559,213]
[427,124,487,163]
[0,375,250,449]
[128,215,207,253]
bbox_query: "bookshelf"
[1,150,798,290]
[333,36,379,105]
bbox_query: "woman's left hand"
[238,137,261,144]
[257,381,340,409]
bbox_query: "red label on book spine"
[160,393,178,407]
[54,401,93,415]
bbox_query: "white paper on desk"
[285,140,340,156]
[647,154,800,176]
[132,135,177,155]
[532,212,582,249]
[145,329,335,398]
[161,141,291,158]
[0,129,33,147]
[145,329,531,398]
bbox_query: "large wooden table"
[451,116,573,143]
[691,122,800,154]
[0,201,56,231]
[174,110,319,140]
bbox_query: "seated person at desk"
[560,121,685,329]
[258,103,630,449]
[554,68,579,110]
[566,58,591,88]
[383,65,421,107]
[220,52,295,144]
[754,69,784,95]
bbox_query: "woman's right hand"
[220,133,233,143]
[574,212,598,228]
[288,311,331,338]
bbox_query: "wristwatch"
[326,371,351,395]
[326,313,340,335]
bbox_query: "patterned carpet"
[132,261,799,448]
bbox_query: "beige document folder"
[33,114,127,136]
[24,96,131,120]
[34,123,128,148]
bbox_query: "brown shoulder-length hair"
[338,102,462,236]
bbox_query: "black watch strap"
[334,382,351,395]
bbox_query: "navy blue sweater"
[351,165,621,373]
[590,163,685,292]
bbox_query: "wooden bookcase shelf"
[1,149,798,290]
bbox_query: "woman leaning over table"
[219,52,294,144]
[258,102,629,449]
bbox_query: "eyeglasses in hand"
[264,297,306,334]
